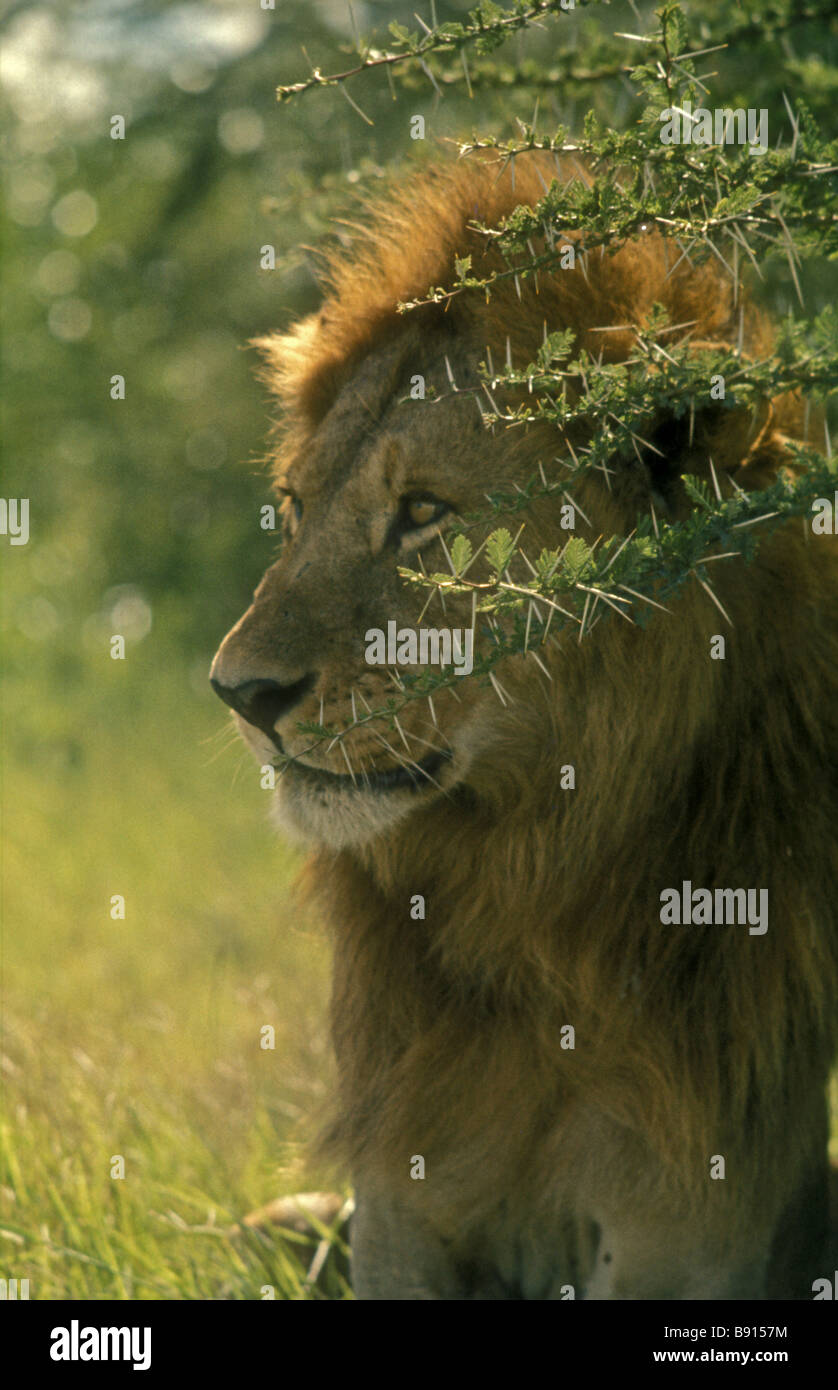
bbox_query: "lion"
[210,155,838,1299]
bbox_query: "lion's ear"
[728,396,817,491]
[700,394,775,467]
[636,394,787,511]
[251,317,318,403]
[702,393,813,492]
[251,315,348,422]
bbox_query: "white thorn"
[696,575,733,626]
[618,583,671,614]
[530,649,552,680]
[563,489,591,528]
[339,741,357,785]
[438,532,457,576]
[488,671,509,706]
[578,591,592,643]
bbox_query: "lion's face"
[210,323,527,850]
[210,158,775,855]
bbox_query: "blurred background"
[2,0,836,1298]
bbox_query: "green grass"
[1,639,349,1299]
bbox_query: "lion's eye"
[403,496,448,530]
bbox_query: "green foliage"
[450,532,474,572]
[485,527,516,574]
[278,1,590,102]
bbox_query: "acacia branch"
[276,0,590,103]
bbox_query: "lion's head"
[210,156,803,853]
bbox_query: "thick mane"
[255,154,781,439]
[270,156,838,1241]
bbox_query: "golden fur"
[212,155,838,1298]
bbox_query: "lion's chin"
[271,770,442,850]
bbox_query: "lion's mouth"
[284,748,452,794]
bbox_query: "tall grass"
[1,643,348,1299]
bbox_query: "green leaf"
[535,547,560,581]
[450,533,473,573]
[557,537,595,583]
[682,474,714,511]
[485,527,515,574]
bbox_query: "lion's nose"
[210,675,314,739]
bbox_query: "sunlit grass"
[1,643,347,1299]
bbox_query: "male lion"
[211,156,838,1299]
